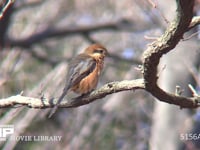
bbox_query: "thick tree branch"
[142,0,199,108]
[188,16,200,31]
[0,79,145,108]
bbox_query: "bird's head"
[85,44,109,59]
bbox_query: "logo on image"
[0,125,14,141]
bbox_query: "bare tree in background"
[0,0,200,150]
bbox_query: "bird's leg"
[70,93,90,105]
[72,92,90,100]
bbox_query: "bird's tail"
[48,87,69,118]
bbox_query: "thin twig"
[0,0,15,20]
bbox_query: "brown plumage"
[49,43,109,117]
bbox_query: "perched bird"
[49,43,109,117]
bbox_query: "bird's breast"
[71,61,103,94]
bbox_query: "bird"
[48,43,109,118]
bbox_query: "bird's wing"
[66,54,96,89]
[48,54,96,118]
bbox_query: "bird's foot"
[72,93,90,101]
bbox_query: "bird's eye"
[99,50,104,53]
[94,49,104,54]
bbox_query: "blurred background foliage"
[0,0,200,150]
